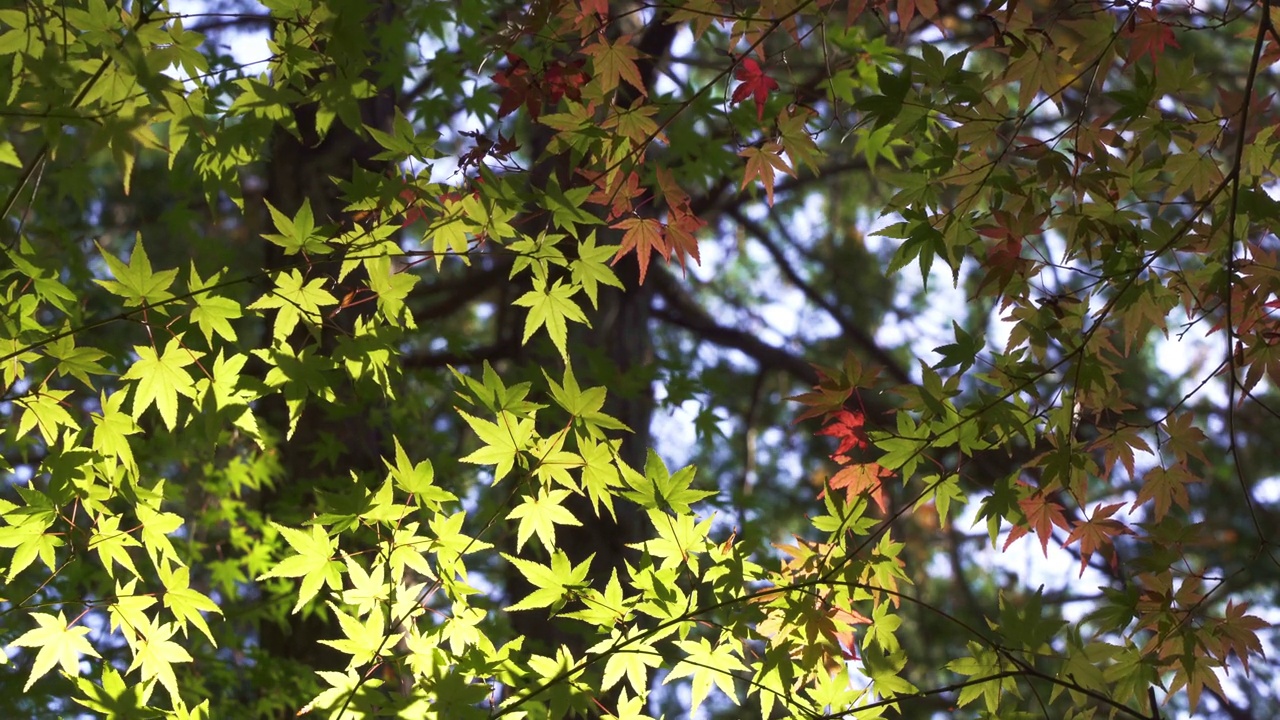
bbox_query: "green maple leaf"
[622,449,714,515]
[590,628,663,695]
[160,563,222,646]
[14,389,75,444]
[92,390,141,474]
[72,666,156,718]
[247,269,337,342]
[633,508,713,573]
[506,488,581,551]
[365,254,418,324]
[262,198,331,255]
[137,502,185,568]
[665,637,748,711]
[193,351,259,437]
[513,277,590,361]
[457,408,534,483]
[128,617,194,704]
[0,516,65,581]
[577,435,622,520]
[946,644,1005,712]
[257,523,344,613]
[502,550,592,613]
[862,645,918,699]
[88,514,142,579]
[571,232,625,310]
[187,263,241,344]
[385,438,455,509]
[530,433,584,490]
[108,579,157,648]
[319,604,397,670]
[119,336,203,431]
[563,569,630,628]
[386,523,437,580]
[545,364,604,418]
[9,612,101,690]
[95,236,178,307]
[545,178,599,233]
[44,333,109,388]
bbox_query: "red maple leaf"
[731,57,779,122]
[544,58,587,106]
[1123,8,1179,67]
[492,53,534,118]
[815,409,867,456]
[398,187,428,226]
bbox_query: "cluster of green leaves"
[1,0,1276,718]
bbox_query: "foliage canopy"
[1,0,1278,718]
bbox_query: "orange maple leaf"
[1004,493,1070,555]
[739,142,793,205]
[825,462,892,513]
[1064,502,1132,577]
[610,216,667,284]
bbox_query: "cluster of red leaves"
[582,169,643,222]
[578,166,706,283]
[458,129,519,172]
[608,213,706,284]
[814,409,891,513]
[493,53,588,120]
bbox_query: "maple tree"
[1,0,1278,718]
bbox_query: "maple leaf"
[897,0,938,32]
[513,277,591,360]
[731,57,779,122]
[777,107,822,174]
[582,169,642,220]
[973,233,1030,300]
[507,488,582,552]
[815,409,868,456]
[653,166,703,272]
[664,208,705,273]
[583,35,646,96]
[1064,502,1133,577]
[1123,8,1179,67]
[610,216,668,284]
[1131,463,1197,521]
[1003,493,1070,555]
[95,237,178,307]
[1209,600,1267,673]
[119,335,203,431]
[10,612,100,690]
[739,141,794,206]
[492,53,534,118]
[825,461,892,513]
[1161,412,1208,465]
[543,58,587,106]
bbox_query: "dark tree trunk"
[251,3,398,708]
